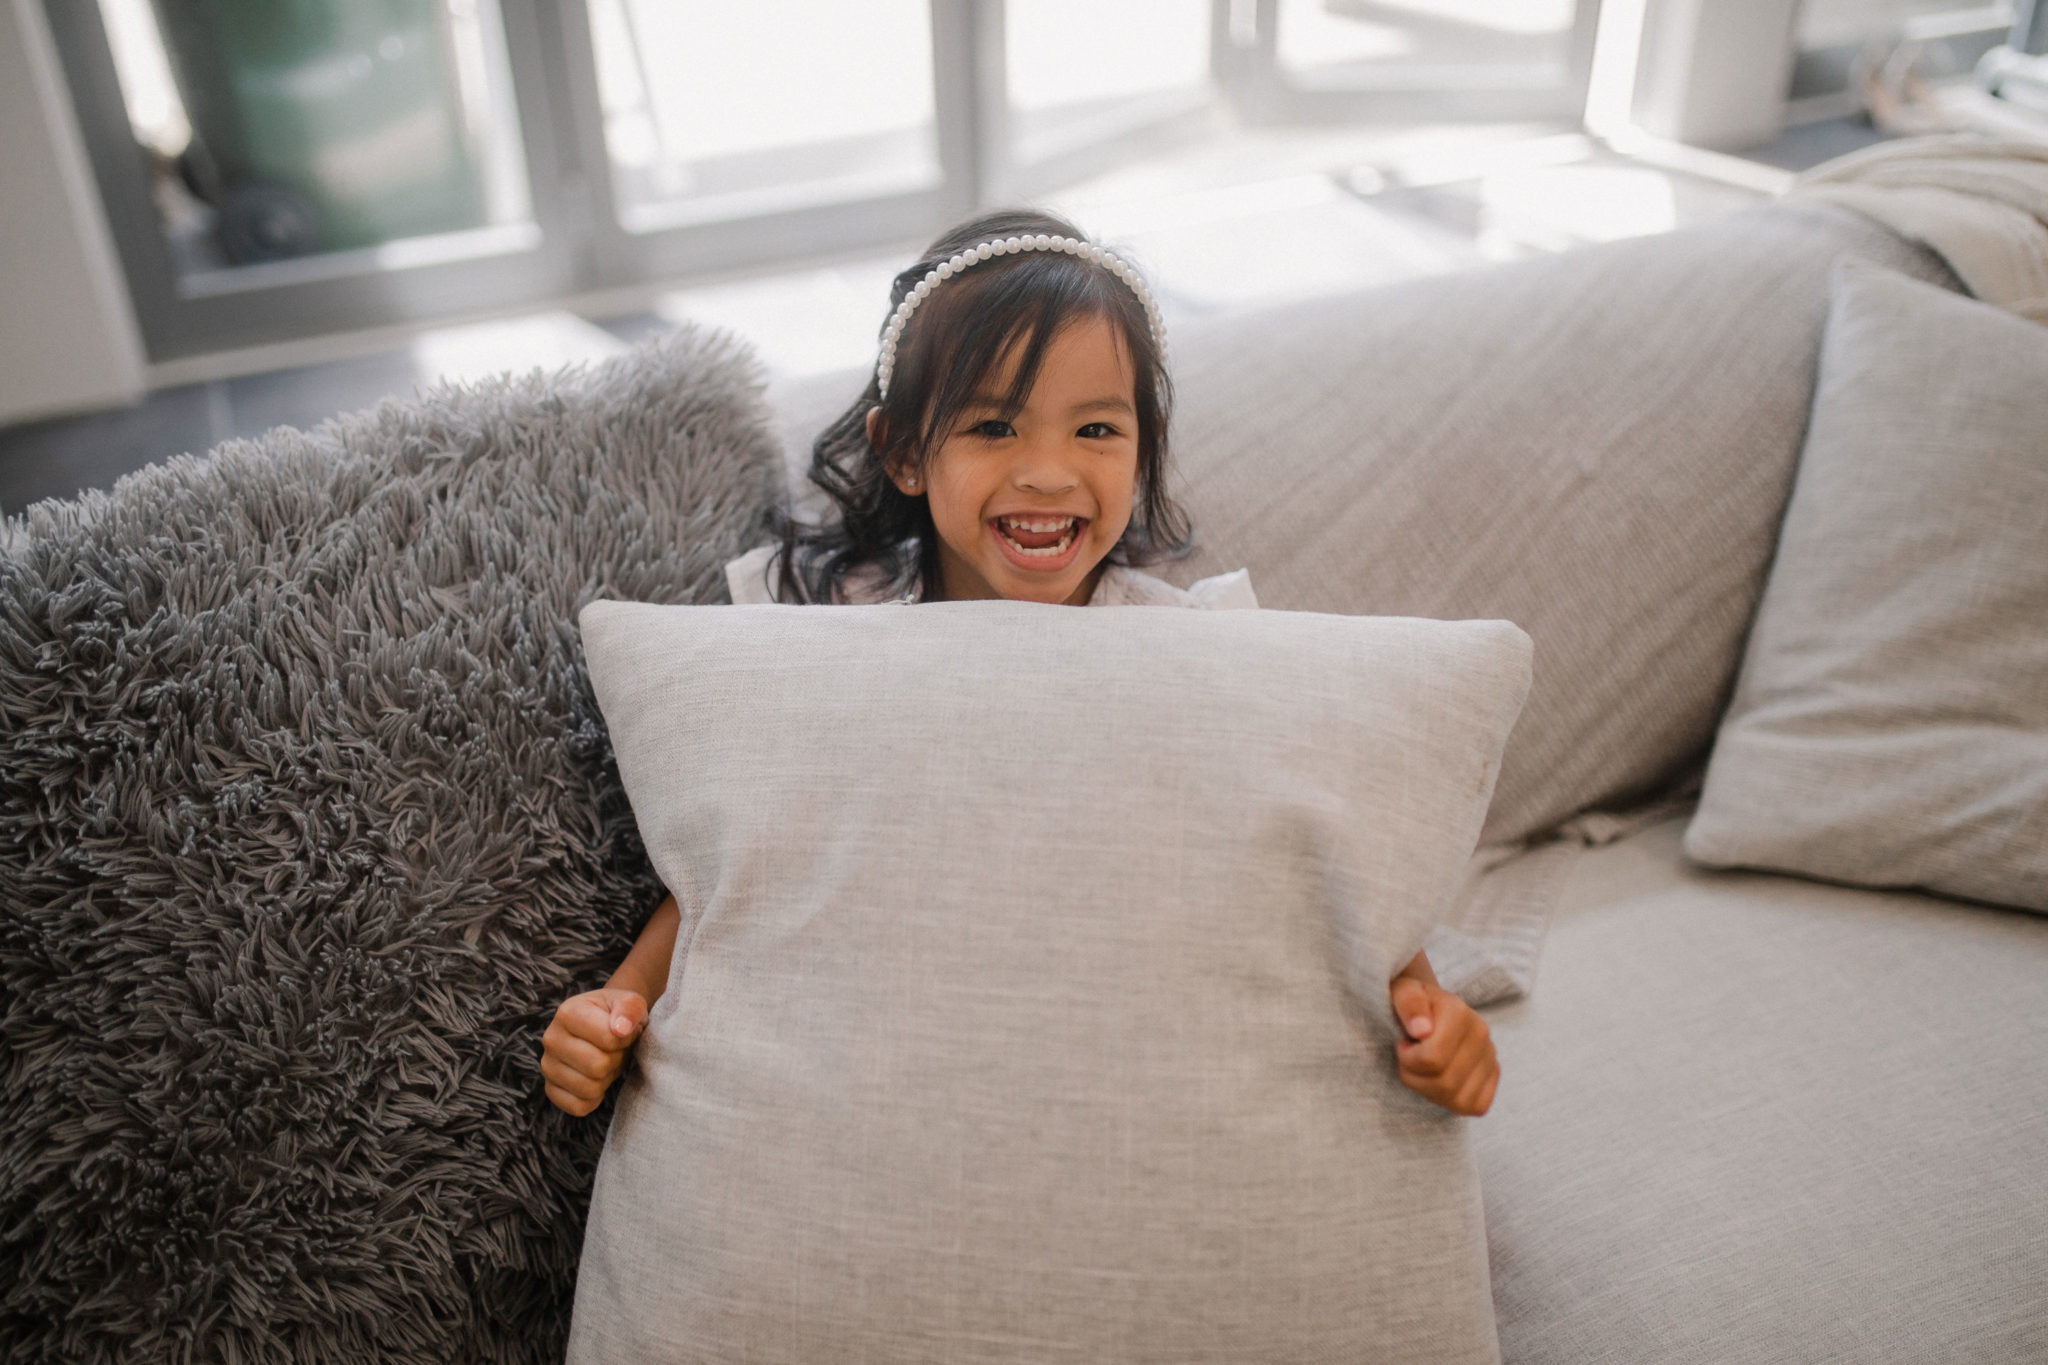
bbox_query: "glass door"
[46,0,987,363]
[558,0,978,286]
[48,0,584,362]
[1794,0,2015,92]
[1219,0,1604,122]
[995,0,1217,199]
[45,0,1616,371]
[559,0,1225,281]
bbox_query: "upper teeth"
[1001,516,1075,532]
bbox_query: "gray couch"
[3,188,2041,1361]
[768,196,2048,1362]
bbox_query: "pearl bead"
[871,233,1167,399]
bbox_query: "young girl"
[541,209,1498,1119]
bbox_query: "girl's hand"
[541,988,649,1116]
[1389,965,1498,1117]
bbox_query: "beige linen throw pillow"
[1685,264,2048,912]
[569,599,1531,1364]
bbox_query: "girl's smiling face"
[872,313,1140,605]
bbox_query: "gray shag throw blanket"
[0,328,781,1363]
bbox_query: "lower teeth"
[1003,527,1073,557]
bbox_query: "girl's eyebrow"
[1069,396,1135,416]
[963,392,1134,416]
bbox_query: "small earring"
[904,475,918,489]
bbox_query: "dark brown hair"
[768,208,1191,604]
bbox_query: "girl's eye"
[969,418,1014,439]
[1078,422,1118,439]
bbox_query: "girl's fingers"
[562,996,638,1052]
[1407,1047,1475,1104]
[1451,1063,1496,1117]
[543,1029,622,1082]
[539,1055,590,1095]
[1389,977,1434,1040]
[541,1050,616,1098]
[1396,1009,1497,1112]
[1398,1004,1472,1076]
[1441,1044,1498,1115]
[545,1081,598,1117]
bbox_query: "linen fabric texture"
[766,201,1961,1007]
[569,599,1532,1365]
[1476,817,2048,1365]
[1684,263,2048,912]
[1141,203,1961,849]
[720,539,1261,609]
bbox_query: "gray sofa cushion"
[0,332,781,1363]
[1685,263,2048,913]
[1154,202,1958,846]
[1475,816,2048,1364]
[569,599,1530,1364]
[762,204,1962,1007]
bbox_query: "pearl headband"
[875,234,1165,401]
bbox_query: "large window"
[96,0,538,290]
[1003,0,1213,191]
[48,0,1607,365]
[1791,0,2016,111]
[1278,0,1579,90]
[588,0,941,231]
[1229,0,1601,121]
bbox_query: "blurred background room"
[5,0,2046,514]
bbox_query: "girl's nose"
[1014,438,1079,496]
[1017,471,1077,495]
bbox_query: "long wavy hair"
[767,208,1193,604]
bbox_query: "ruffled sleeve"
[1089,564,1261,609]
[1187,568,1260,611]
[724,544,780,605]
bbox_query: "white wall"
[0,0,146,426]
[1631,0,1803,151]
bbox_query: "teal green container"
[152,0,488,259]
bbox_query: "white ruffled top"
[724,543,1259,611]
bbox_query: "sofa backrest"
[772,200,1957,845]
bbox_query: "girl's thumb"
[1390,978,1433,1041]
[609,992,649,1038]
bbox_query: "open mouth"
[992,514,1085,561]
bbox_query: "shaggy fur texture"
[0,329,782,1363]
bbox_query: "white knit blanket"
[1794,134,2048,324]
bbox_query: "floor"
[0,113,1871,519]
